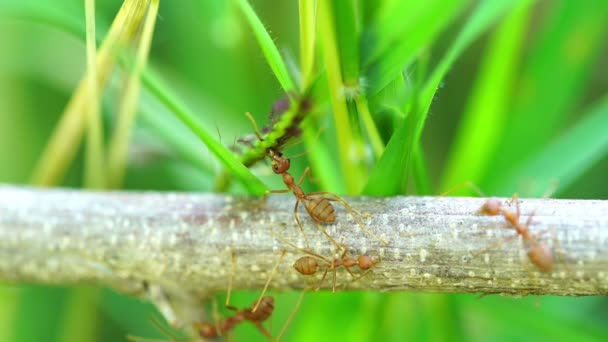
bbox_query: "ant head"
[479,198,501,216]
[270,153,290,174]
[194,322,217,338]
[358,255,380,270]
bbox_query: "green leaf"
[487,0,608,190]
[233,0,297,94]
[440,1,532,193]
[141,69,267,195]
[362,0,468,95]
[495,96,608,196]
[364,0,522,196]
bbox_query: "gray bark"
[0,185,607,300]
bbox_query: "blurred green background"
[1,0,607,341]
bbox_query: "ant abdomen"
[527,243,554,273]
[246,297,274,322]
[307,197,336,224]
[293,256,319,275]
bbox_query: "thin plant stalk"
[107,0,159,188]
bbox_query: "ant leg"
[471,234,521,259]
[268,229,331,263]
[506,193,521,207]
[343,264,356,279]
[276,290,306,342]
[226,249,235,307]
[211,296,225,337]
[311,219,345,252]
[253,250,286,312]
[245,112,264,142]
[296,167,311,186]
[316,269,330,291]
[252,322,275,342]
[307,192,388,246]
[293,200,311,249]
[264,189,290,200]
[332,266,337,293]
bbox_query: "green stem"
[107,0,159,188]
[83,0,105,189]
[318,1,364,193]
[299,0,316,90]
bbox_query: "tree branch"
[1,186,607,299]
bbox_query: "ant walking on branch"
[442,182,557,273]
[245,112,388,251]
[273,232,381,292]
[477,195,554,273]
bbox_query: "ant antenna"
[276,290,306,342]
[226,249,235,307]
[285,127,325,160]
[253,249,287,312]
[245,112,264,142]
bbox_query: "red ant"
[129,251,303,342]
[273,232,381,292]
[442,182,555,273]
[194,296,276,340]
[245,112,388,251]
[199,249,302,341]
[478,196,554,273]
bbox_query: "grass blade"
[233,0,297,94]
[440,1,532,193]
[30,0,149,186]
[299,0,317,89]
[83,0,105,189]
[364,0,521,196]
[488,0,608,187]
[141,69,267,195]
[107,0,159,188]
[363,0,468,95]
[318,0,366,193]
[495,96,608,196]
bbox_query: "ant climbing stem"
[245,112,388,251]
[478,195,554,273]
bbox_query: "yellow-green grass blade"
[83,0,105,189]
[318,0,366,194]
[233,0,297,94]
[440,1,532,194]
[298,0,316,89]
[107,0,159,189]
[2,2,266,195]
